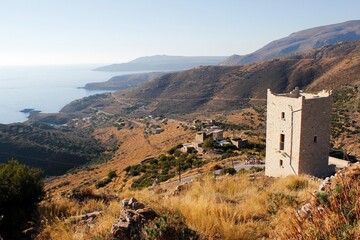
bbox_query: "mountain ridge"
[94,55,227,72]
[113,41,360,117]
[221,20,360,65]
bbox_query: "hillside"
[114,41,360,116]
[94,55,227,72]
[221,20,360,65]
[0,122,105,175]
[83,72,167,91]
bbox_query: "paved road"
[169,163,265,185]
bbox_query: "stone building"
[265,87,335,178]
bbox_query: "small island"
[20,108,42,115]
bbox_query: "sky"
[0,0,359,66]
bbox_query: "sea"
[0,64,139,124]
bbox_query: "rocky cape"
[83,72,167,91]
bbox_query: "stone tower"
[265,87,334,178]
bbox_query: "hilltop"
[94,55,227,72]
[221,20,360,65]
[114,41,360,117]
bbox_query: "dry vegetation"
[45,120,193,198]
[37,171,321,239]
[276,165,360,239]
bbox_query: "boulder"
[132,202,145,210]
[122,198,130,208]
[136,208,157,220]
[128,197,138,205]
[111,220,130,240]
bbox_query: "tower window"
[314,136,317,143]
[280,134,285,150]
[280,159,283,167]
[281,112,285,120]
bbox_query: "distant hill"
[94,55,227,71]
[0,122,105,175]
[114,41,360,116]
[221,20,360,65]
[84,72,167,90]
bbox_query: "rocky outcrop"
[111,197,157,240]
[67,211,103,224]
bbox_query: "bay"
[0,65,140,124]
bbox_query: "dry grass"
[276,165,360,239]
[119,173,319,240]
[37,172,319,239]
[37,198,120,240]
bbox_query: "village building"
[192,141,204,154]
[180,143,196,153]
[265,87,335,178]
[195,132,207,142]
[211,129,224,141]
[231,138,248,149]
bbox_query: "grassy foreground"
[36,171,320,239]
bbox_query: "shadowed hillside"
[0,122,105,175]
[221,20,360,65]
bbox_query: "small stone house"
[192,141,204,154]
[211,129,223,141]
[231,138,248,149]
[181,143,196,153]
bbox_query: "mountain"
[113,41,360,116]
[94,55,227,71]
[221,20,360,65]
[84,72,167,90]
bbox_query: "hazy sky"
[0,0,359,65]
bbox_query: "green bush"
[167,144,183,155]
[221,149,238,159]
[143,213,199,240]
[95,178,112,189]
[107,170,117,179]
[0,160,44,240]
[221,167,237,175]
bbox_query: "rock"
[131,214,142,223]
[67,211,103,223]
[128,197,138,205]
[136,208,157,220]
[122,198,130,208]
[172,182,191,196]
[112,198,157,239]
[132,202,145,210]
[111,220,130,240]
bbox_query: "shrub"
[143,213,199,240]
[95,178,112,189]
[286,178,308,191]
[221,167,237,175]
[0,160,44,239]
[249,166,264,173]
[267,192,298,215]
[221,149,238,159]
[107,170,117,179]
[167,144,183,155]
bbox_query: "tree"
[0,160,44,239]
[203,137,215,150]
